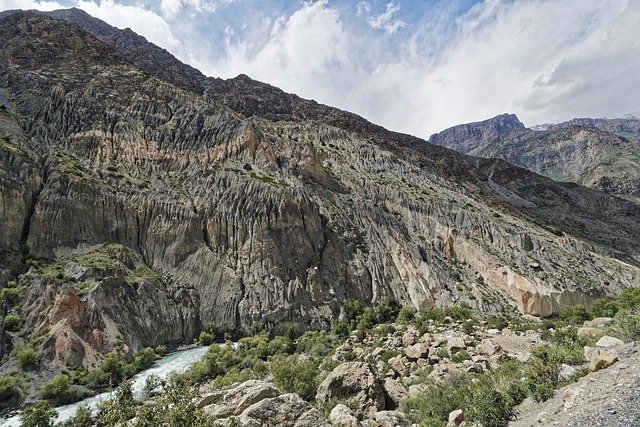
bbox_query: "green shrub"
[101,352,123,383]
[331,320,350,337]
[617,288,640,310]
[154,345,167,356]
[20,400,58,427]
[0,376,22,403]
[609,309,640,342]
[97,378,136,425]
[373,298,400,324]
[396,307,415,323]
[465,387,516,427]
[16,344,38,369]
[271,354,321,401]
[41,374,72,402]
[3,314,23,332]
[133,347,156,370]
[357,307,374,330]
[590,298,619,317]
[343,300,364,324]
[558,304,591,324]
[451,350,470,363]
[68,403,92,427]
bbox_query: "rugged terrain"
[1,9,640,412]
[429,114,640,202]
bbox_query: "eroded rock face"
[316,362,386,417]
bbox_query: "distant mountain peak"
[428,113,525,154]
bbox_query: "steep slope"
[474,126,640,202]
[0,11,639,393]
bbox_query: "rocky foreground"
[179,315,634,427]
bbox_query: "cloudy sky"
[1,0,639,139]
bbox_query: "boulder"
[239,393,330,427]
[447,409,464,426]
[595,335,624,348]
[316,362,386,417]
[380,377,408,408]
[405,343,430,360]
[446,337,466,355]
[201,380,281,418]
[584,317,613,328]
[476,339,499,356]
[589,349,618,371]
[329,404,359,427]
[577,327,606,340]
[374,410,405,427]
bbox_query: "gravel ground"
[509,341,640,427]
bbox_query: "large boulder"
[316,362,386,417]
[201,380,281,419]
[239,393,330,427]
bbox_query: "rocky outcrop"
[316,362,386,418]
[199,380,330,427]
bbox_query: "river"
[0,345,209,426]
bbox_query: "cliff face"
[1,11,640,377]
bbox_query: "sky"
[1,0,639,139]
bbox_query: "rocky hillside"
[1,10,640,405]
[428,113,525,154]
[431,115,640,202]
[532,116,640,143]
[475,126,640,202]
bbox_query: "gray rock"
[596,336,625,348]
[329,404,359,427]
[316,362,386,418]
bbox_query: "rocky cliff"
[1,11,640,381]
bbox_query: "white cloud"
[0,0,65,11]
[160,0,217,19]
[366,2,405,35]
[74,0,182,52]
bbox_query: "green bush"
[617,288,640,310]
[41,374,72,402]
[558,304,591,324]
[357,307,374,330]
[133,347,156,370]
[101,352,123,382]
[590,298,619,317]
[3,314,23,332]
[396,307,415,323]
[20,400,58,427]
[97,378,136,425]
[343,300,364,324]
[609,309,640,342]
[271,354,321,401]
[16,344,38,369]
[198,331,213,346]
[331,320,350,337]
[0,376,22,403]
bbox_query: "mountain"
[431,114,640,202]
[428,113,525,154]
[475,126,640,202]
[1,10,640,404]
[531,116,640,143]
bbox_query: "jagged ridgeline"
[1,9,640,370]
